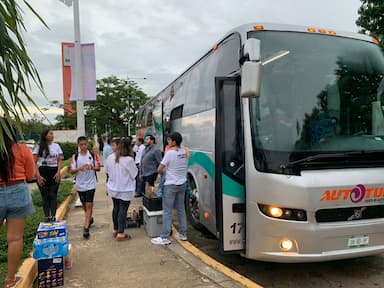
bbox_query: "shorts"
[0,182,35,222]
[78,189,96,203]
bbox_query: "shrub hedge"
[0,181,73,281]
[57,141,95,160]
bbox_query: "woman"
[105,138,137,241]
[0,122,36,288]
[33,129,63,222]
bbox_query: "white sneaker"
[151,237,171,245]
[176,232,187,241]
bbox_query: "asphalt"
[62,169,246,288]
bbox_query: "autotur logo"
[320,184,384,203]
[350,184,366,203]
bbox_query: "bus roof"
[154,22,375,99]
[224,22,374,43]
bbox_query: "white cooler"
[143,206,163,237]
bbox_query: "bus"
[136,23,384,262]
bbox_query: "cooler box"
[143,206,163,237]
[37,257,64,287]
[143,195,162,211]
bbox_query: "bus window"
[170,105,183,121]
[146,110,153,127]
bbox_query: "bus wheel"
[186,177,203,230]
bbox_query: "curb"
[17,167,75,288]
[171,226,263,288]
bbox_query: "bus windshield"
[248,31,384,173]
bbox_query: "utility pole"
[73,0,85,137]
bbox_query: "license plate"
[348,235,369,248]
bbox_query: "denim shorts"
[0,182,35,222]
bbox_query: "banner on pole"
[69,43,97,101]
[61,42,75,115]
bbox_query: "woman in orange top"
[0,122,36,288]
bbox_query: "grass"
[0,181,73,281]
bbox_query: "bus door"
[215,76,245,253]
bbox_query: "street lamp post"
[60,0,85,137]
[73,0,85,137]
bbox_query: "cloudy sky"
[22,0,362,121]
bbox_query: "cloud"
[20,0,362,120]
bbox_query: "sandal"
[4,275,22,288]
[116,234,131,241]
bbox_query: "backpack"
[74,150,98,181]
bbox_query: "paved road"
[188,227,384,287]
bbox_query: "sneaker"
[176,232,187,241]
[83,227,90,239]
[151,237,171,245]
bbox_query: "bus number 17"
[230,222,243,234]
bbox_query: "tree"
[50,100,77,130]
[0,1,48,150]
[84,76,149,137]
[356,0,384,47]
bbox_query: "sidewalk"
[63,170,244,288]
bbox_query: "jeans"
[160,183,187,238]
[156,171,166,197]
[157,172,192,198]
[135,164,144,196]
[112,198,130,233]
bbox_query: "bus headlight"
[280,239,293,251]
[258,204,307,221]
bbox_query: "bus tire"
[185,176,204,230]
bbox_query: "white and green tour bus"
[136,23,384,262]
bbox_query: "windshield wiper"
[282,151,367,169]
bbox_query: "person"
[140,135,162,191]
[111,137,121,153]
[151,132,189,245]
[98,136,104,156]
[33,129,63,222]
[70,136,101,239]
[133,137,145,197]
[105,138,137,241]
[102,137,112,165]
[156,144,192,198]
[0,122,36,288]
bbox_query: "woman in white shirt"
[33,129,63,222]
[105,138,137,240]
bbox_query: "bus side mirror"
[241,39,261,98]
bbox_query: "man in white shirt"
[133,137,145,197]
[70,136,101,239]
[151,132,188,245]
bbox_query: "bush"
[0,181,74,281]
[57,141,95,160]
[57,142,78,160]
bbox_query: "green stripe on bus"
[189,151,215,179]
[222,173,245,200]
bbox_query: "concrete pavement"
[63,170,245,288]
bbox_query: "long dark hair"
[38,128,51,158]
[115,138,134,163]
[0,121,17,182]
